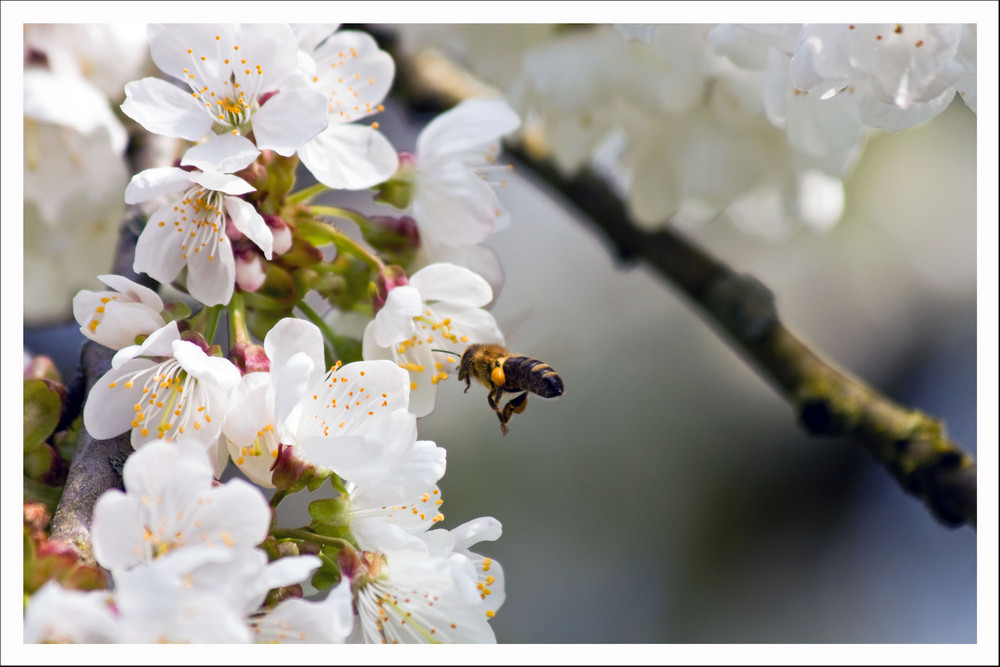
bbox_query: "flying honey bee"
[455,343,564,436]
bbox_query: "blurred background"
[21,24,980,645]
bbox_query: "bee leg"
[497,412,510,436]
[497,392,528,436]
[487,386,504,411]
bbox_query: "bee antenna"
[431,348,461,355]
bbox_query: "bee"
[456,343,564,436]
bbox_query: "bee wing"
[496,306,533,348]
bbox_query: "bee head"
[457,345,475,381]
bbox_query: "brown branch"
[49,341,132,563]
[508,152,976,529]
[378,30,976,529]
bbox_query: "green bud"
[308,496,351,528]
[372,151,415,209]
[161,301,193,323]
[311,569,340,592]
[279,237,324,268]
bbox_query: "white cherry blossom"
[83,322,240,472]
[122,23,329,154]
[250,578,354,643]
[343,510,503,643]
[90,438,270,571]
[125,133,272,306]
[411,98,521,249]
[295,27,399,189]
[222,317,421,490]
[72,274,166,350]
[362,263,505,417]
[23,582,118,643]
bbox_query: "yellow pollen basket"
[490,366,505,387]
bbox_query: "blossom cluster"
[396,22,977,239]
[24,23,517,644]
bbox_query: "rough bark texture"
[48,342,132,562]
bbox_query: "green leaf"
[24,379,62,452]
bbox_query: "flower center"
[154,187,227,263]
[109,359,214,440]
[182,37,266,133]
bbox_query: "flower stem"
[228,292,251,349]
[303,210,386,273]
[310,204,370,228]
[203,305,223,344]
[270,489,289,510]
[272,528,354,551]
[286,181,330,204]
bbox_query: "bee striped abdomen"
[503,356,564,398]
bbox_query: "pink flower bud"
[372,265,410,314]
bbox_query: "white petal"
[191,170,255,196]
[133,199,195,287]
[416,98,520,164]
[300,408,416,486]
[23,582,118,644]
[273,352,320,442]
[97,274,164,311]
[410,263,494,307]
[83,360,154,439]
[372,286,422,348]
[223,372,272,445]
[429,303,504,347]
[292,361,409,445]
[184,234,236,306]
[24,69,128,152]
[311,30,395,121]
[190,478,271,547]
[413,161,503,247]
[255,577,353,643]
[298,123,399,190]
[224,373,277,487]
[420,243,505,304]
[368,438,447,503]
[251,87,330,156]
[147,23,236,86]
[293,23,341,54]
[90,490,143,570]
[111,320,181,367]
[181,133,260,174]
[225,196,273,257]
[172,339,241,389]
[265,318,327,385]
[82,303,167,351]
[121,77,214,141]
[449,516,502,551]
[235,23,301,91]
[124,166,193,205]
